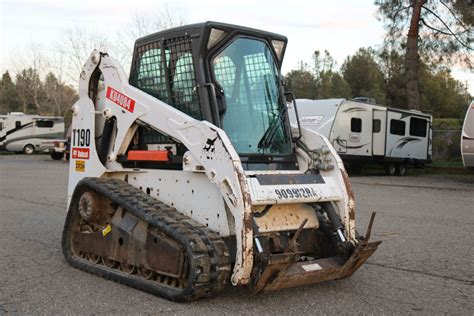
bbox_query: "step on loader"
[62,21,381,301]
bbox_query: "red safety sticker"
[106,86,135,113]
[71,147,90,160]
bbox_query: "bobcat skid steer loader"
[62,21,381,301]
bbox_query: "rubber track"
[62,177,231,302]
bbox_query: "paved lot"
[1,155,473,314]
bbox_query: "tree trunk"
[405,0,425,111]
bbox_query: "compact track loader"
[62,21,381,301]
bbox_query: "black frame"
[409,117,428,138]
[130,22,296,166]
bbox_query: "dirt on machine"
[62,21,381,301]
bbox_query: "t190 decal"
[72,128,90,147]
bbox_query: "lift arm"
[68,51,254,285]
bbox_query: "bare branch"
[440,0,469,31]
[421,18,455,36]
[421,5,472,50]
[393,5,413,20]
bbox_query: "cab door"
[372,108,386,156]
[345,103,372,157]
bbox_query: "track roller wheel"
[138,267,155,280]
[62,177,231,301]
[120,263,137,274]
[102,257,118,268]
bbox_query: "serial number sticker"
[302,263,322,272]
[275,187,318,199]
[75,160,85,172]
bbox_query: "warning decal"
[75,160,85,172]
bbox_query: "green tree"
[342,48,387,104]
[420,68,471,118]
[284,62,318,99]
[43,72,78,116]
[318,71,352,99]
[312,50,336,77]
[0,71,20,113]
[15,68,45,114]
[376,0,473,110]
[379,49,407,108]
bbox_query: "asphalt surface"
[0,155,473,315]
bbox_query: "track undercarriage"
[62,178,231,301]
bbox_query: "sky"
[0,0,472,93]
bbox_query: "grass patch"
[355,160,467,176]
[430,160,464,168]
[433,118,463,130]
[0,151,16,155]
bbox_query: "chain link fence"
[432,129,462,161]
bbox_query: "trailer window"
[409,117,427,137]
[36,120,54,128]
[0,122,3,131]
[15,121,21,128]
[351,118,362,133]
[390,119,405,136]
[373,119,381,133]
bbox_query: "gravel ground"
[0,155,473,315]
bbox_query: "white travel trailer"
[0,113,65,154]
[461,101,474,168]
[290,99,432,175]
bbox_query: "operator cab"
[129,21,297,170]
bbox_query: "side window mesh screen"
[130,37,202,120]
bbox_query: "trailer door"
[372,109,386,156]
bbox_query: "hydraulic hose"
[316,202,354,257]
[98,118,116,165]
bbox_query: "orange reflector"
[127,150,169,162]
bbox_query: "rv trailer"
[0,113,65,154]
[290,99,432,175]
[461,101,474,168]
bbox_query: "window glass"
[172,53,196,108]
[390,119,405,136]
[131,38,202,120]
[15,121,21,128]
[351,118,362,133]
[409,117,427,137]
[36,120,54,128]
[373,119,381,133]
[212,38,291,155]
[0,122,3,131]
[135,48,169,101]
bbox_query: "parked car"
[40,139,69,160]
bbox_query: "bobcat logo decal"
[203,137,217,153]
